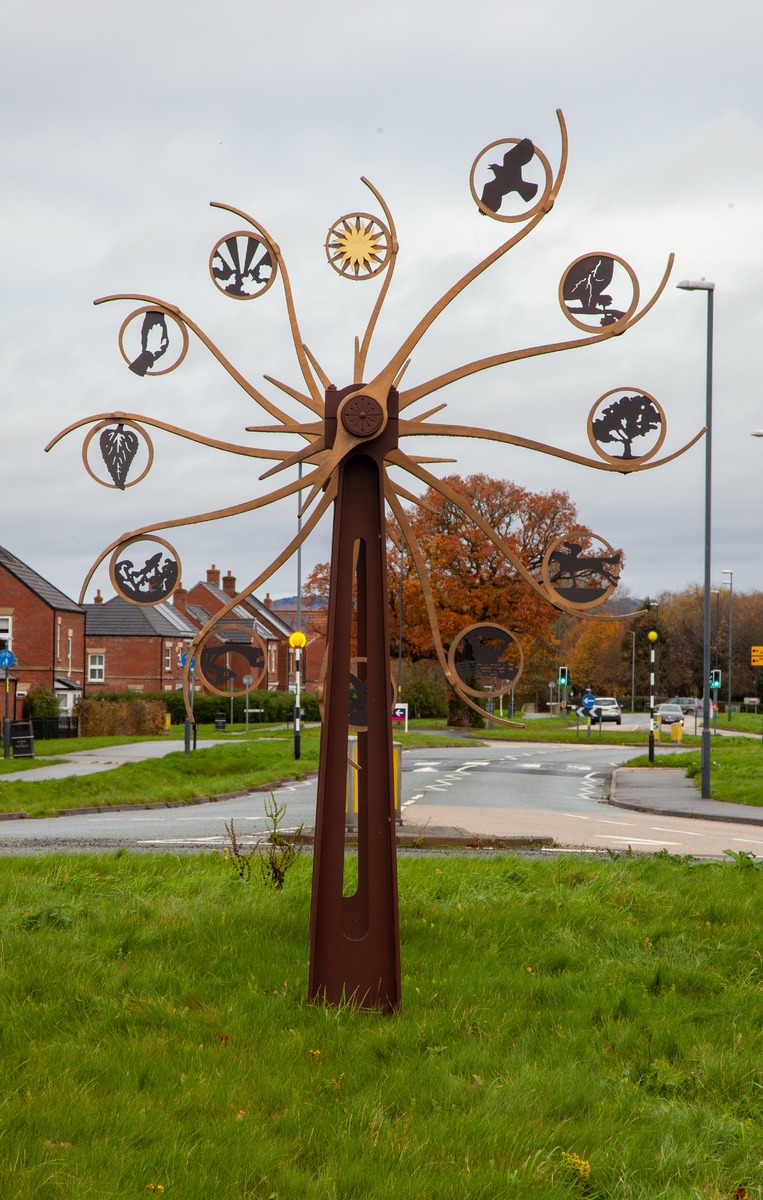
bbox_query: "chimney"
[207,564,221,587]
[264,592,273,609]
[173,585,188,615]
[223,570,236,596]
[94,589,103,605]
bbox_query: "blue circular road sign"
[582,692,596,709]
[0,650,15,669]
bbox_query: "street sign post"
[0,649,16,760]
[180,652,196,754]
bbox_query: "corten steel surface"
[309,384,401,1011]
[47,109,705,1011]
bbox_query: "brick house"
[0,545,86,718]
[84,592,197,694]
[173,566,296,691]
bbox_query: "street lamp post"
[677,278,715,800]
[723,568,733,722]
[629,629,636,716]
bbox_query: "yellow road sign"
[751,645,763,666]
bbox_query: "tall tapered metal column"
[308,385,401,1013]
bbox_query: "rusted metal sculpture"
[47,110,705,1013]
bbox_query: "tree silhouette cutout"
[591,393,661,460]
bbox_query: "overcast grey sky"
[2,0,762,615]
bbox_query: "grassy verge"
[465,715,702,749]
[1,851,762,1198]
[624,737,763,807]
[0,729,472,817]
[0,736,322,818]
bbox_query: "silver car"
[656,703,684,725]
[594,697,622,725]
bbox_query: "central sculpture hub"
[340,393,384,437]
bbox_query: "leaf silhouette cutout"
[100,424,139,489]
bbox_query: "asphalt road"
[0,738,759,858]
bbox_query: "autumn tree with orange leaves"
[305,473,588,699]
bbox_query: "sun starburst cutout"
[325,213,391,279]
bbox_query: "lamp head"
[676,279,715,291]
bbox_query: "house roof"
[185,602,273,643]
[84,596,197,637]
[244,593,295,637]
[187,581,288,639]
[0,546,83,614]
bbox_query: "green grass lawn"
[1,851,762,1198]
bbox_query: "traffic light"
[710,669,722,690]
[558,665,569,688]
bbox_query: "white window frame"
[0,615,11,652]
[88,652,105,683]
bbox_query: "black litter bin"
[11,720,35,759]
[214,713,226,731]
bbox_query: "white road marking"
[650,825,703,837]
[522,764,541,770]
[596,835,681,846]
[559,812,591,820]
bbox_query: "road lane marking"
[650,825,703,837]
[596,835,681,846]
[559,812,591,820]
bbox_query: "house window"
[165,643,173,672]
[67,631,73,673]
[56,617,61,662]
[0,615,11,652]
[268,645,277,676]
[88,653,105,683]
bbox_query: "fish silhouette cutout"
[100,424,139,489]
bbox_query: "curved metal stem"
[94,293,297,426]
[46,410,296,462]
[398,417,706,474]
[385,483,523,727]
[398,254,674,410]
[389,449,641,622]
[376,110,569,391]
[182,477,337,719]
[210,202,324,413]
[76,464,325,605]
[354,177,400,383]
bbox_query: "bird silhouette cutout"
[479,139,538,214]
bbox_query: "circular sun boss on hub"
[340,394,384,437]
